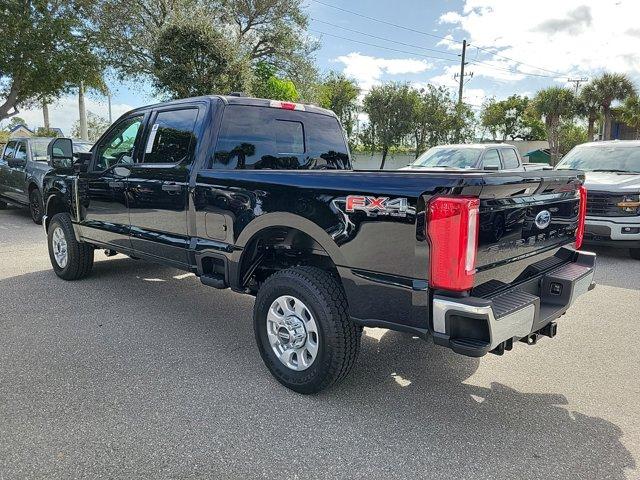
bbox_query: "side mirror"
[47,137,74,169]
[483,165,500,171]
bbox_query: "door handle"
[108,181,125,188]
[162,183,182,193]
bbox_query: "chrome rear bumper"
[431,248,596,357]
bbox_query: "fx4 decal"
[345,195,409,217]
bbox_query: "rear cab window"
[481,149,502,169]
[211,105,350,170]
[501,148,520,169]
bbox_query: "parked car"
[0,137,93,223]
[401,144,550,172]
[42,95,594,393]
[556,140,640,259]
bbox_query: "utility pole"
[454,39,473,105]
[568,77,588,95]
[457,39,467,104]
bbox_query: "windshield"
[410,147,482,168]
[557,145,640,173]
[30,138,54,162]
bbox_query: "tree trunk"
[603,107,612,140]
[587,117,595,141]
[42,101,50,130]
[78,82,89,141]
[380,147,388,170]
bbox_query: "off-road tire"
[630,248,640,260]
[254,266,361,394]
[29,188,44,224]
[48,213,94,280]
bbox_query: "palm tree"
[534,87,576,166]
[592,73,636,140]
[619,95,640,140]
[577,83,599,141]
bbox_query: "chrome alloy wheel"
[52,226,68,268]
[267,295,319,371]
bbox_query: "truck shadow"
[0,258,635,479]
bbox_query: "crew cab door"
[80,113,146,250]
[126,105,202,267]
[4,140,29,204]
[0,141,17,199]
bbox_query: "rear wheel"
[29,188,44,224]
[47,213,94,280]
[0,199,6,209]
[630,248,640,260]
[254,266,361,394]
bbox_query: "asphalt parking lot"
[1,205,639,480]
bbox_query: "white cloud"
[5,95,135,137]
[335,52,433,92]
[440,0,640,82]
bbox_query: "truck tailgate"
[472,172,583,292]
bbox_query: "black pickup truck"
[42,95,595,393]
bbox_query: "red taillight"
[575,186,587,249]
[280,102,296,110]
[427,196,480,291]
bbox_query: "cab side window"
[501,148,520,169]
[14,142,27,162]
[482,149,501,169]
[94,115,144,171]
[143,108,199,164]
[2,141,17,161]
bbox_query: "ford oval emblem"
[534,210,552,229]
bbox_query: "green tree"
[412,85,452,156]
[7,116,28,130]
[480,95,543,141]
[0,0,102,123]
[534,87,576,165]
[318,72,360,140]
[591,73,636,140]
[577,83,600,141]
[151,17,253,98]
[92,0,316,90]
[559,122,588,156]
[363,83,418,169]
[619,95,640,140]
[71,111,110,141]
[35,127,61,137]
[252,62,299,101]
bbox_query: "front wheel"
[254,266,361,394]
[47,213,94,280]
[630,248,640,260]
[29,188,44,224]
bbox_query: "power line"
[309,0,571,79]
[310,28,562,80]
[308,29,460,63]
[311,17,460,58]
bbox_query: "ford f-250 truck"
[42,95,595,393]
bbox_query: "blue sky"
[11,0,640,134]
